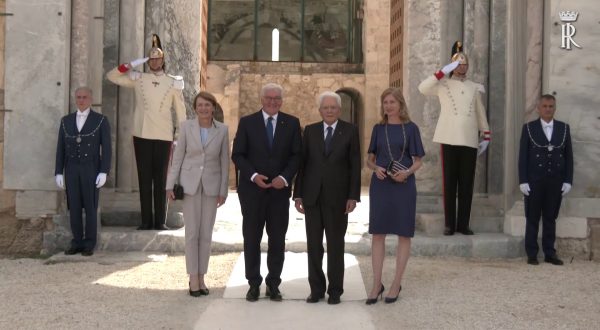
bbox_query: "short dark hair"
[540,94,556,102]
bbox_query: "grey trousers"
[183,185,218,275]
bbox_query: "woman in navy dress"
[365,87,425,304]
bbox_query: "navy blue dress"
[368,122,425,237]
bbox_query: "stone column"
[524,0,543,120]
[404,0,448,192]
[102,0,119,188]
[488,0,508,197]
[115,1,145,191]
[145,0,201,118]
[463,0,490,194]
[69,0,90,100]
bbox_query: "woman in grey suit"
[166,91,229,297]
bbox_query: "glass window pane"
[303,0,350,62]
[209,0,255,60]
[256,0,302,61]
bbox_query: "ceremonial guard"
[55,87,112,256]
[418,41,491,235]
[519,94,573,266]
[107,34,187,230]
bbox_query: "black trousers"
[524,177,563,258]
[240,189,290,288]
[441,144,477,231]
[133,137,172,228]
[304,199,348,298]
[65,162,98,251]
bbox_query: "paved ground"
[1,252,599,329]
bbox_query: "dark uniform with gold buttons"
[518,119,573,259]
[55,110,111,252]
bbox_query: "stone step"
[416,213,504,235]
[92,226,524,258]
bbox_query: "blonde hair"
[379,87,410,124]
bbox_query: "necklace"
[61,116,105,143]
[526,121,566,152]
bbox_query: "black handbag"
[173,183,184,200]
[384,123,408,176]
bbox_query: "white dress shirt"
[541,119,554,142]
[76,108,90,132]
[323,120,338,139]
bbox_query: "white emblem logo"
[559,11,581,50]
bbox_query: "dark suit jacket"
[293,120,361,206]
[232,110,302,197]
[55,109,112,176]
[518,118,573,184]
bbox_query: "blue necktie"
[325,126,333,155]
[266,116,274,149]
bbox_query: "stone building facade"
[1,0,598,257]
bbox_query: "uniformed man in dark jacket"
[55,87,112,256]
[518,94,573,266]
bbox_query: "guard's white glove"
[477,140,490,156]
[561,183,572,196]
[96,173,107,188]
[441,60,460,75]
[55,174,64,189]
[130,57,149,68]
[519,183,530,196]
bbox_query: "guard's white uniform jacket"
[418,74,490,148]
[107,67,186,141]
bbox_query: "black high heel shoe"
[365,284,385,305]
[384,285,402,304]
[189,282,202,297]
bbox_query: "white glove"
[477,140,490,156]
[519,183,530,196]
[441,60,460,75]
[561,183,572,196]
[130,57,149,68]
[96,173,107,188]
[55,174,64,189]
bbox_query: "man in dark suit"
[293,92,361,305]
[232,83,302,302]
[518,94,573,266]
[55,87,112,256]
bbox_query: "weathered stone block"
[556,217,588,238]
[15,191,59,219]
[416,213,444,236]
[0,212,19,251]
[6,217,45,255]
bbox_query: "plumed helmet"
[450,41,468,65]
[148,34,164,59]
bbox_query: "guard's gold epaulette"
[168,74,185,90]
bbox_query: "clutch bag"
[173,183,184,200]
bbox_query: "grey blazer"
[166,119,229,197]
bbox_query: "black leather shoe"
[199,288,209,296]
[189,282,202,297]
[137,224,153,230]
[544,256,564,265]
[306,293,324,303]
[246,285,260,302]
[443,228,455,236]
[81,250,94,256]
[327,296,341,305]
[64,247,81,255]
[527,257,539,265]
[266,286,282,301]
[457,228,474,235]
[154,224,170,230]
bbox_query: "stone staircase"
[42,191,525,258]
